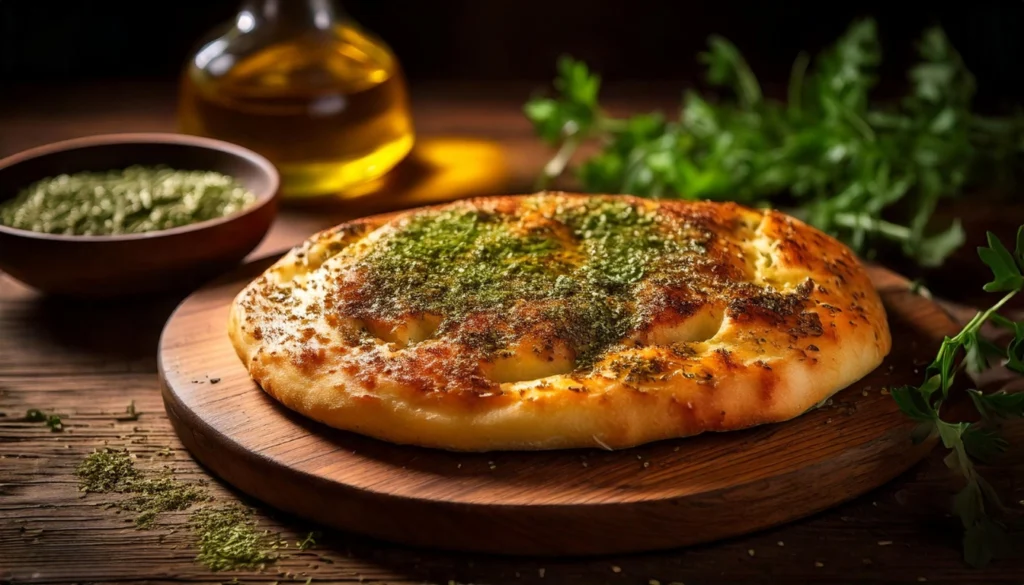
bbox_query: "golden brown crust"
[228,193,891,451]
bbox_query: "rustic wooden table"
[1,84,1022,584]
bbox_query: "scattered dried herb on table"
[76,448,140,492]
[76,448,208,527]
[525,18,1024,267]
[0,165,256,236]
[190,504,284,572]
[123,477,210,528]
[75,448,293,570]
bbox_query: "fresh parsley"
[25,408,63,432]
[297,531,319,550]
[525,19,1023,266]
[115,400,140,422]
[891,227,1024,567]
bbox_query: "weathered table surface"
[1,83,1022,584]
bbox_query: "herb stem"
[788,51,810,115]
[598,118,630,133]
[955,290,1018,343]
[537,135,583,190]
[891,227,1024,567]
[832,213,911,241]
[843,109,877,142]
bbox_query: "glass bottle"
[178,0,414,199]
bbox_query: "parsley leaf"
[25,408,63,432]
[526,19,1024,267]
[889,229,1024,567]
[979,231,1024,292]
[969,390,1024,420]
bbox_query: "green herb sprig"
[891,227,1024,567]
[115,400,140,422]
[525,19,1023,266]
[25,408,63,432]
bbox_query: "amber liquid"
[179,28,414,198]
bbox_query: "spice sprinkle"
[0,165,256,236]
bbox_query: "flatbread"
[228,193,890,451]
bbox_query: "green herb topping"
[355,207,566,316]
[0,165,256,236]
[344,199,704,367]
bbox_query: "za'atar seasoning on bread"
[228,193,890,451]
[0,165,255,236]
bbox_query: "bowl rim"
[0,132,279,242]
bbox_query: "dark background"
[1,0,1023,110]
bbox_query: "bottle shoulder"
[185,23,399,95]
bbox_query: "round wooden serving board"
[160,257,957,556]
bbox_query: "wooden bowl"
[0,133,279,298]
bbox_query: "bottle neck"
[239,0,346,32]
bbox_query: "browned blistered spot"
[251,326,264,340]
[790,312,824,338]
[295,346,327,373]
[632,281,710,336]
[379,342,500,399]
[727,283,811,327]
[713,348,738,371]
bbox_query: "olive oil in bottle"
[178,0,414,199]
